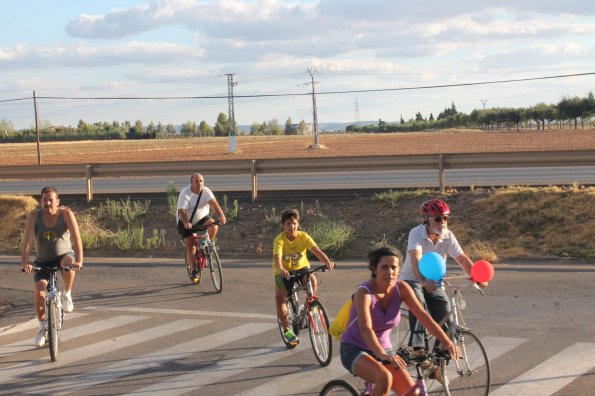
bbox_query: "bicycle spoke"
[308,300,332,366]
[48,296,60,362]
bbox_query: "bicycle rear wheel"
[308,300,333,366]
[393,305,411,350]
[426,329,490,395]
[206,246,223,293]
[47,297,60,362]
[319,379,358,396]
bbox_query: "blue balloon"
[419,252,446,281]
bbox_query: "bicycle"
[393,274,490,395]
[23,263,76,362]
[185,221,223,293]
[319,348,452,396]
[277,265,333,366]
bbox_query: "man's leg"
[425,288,452,348]
[405,280,428,348]
[34,280,47,347]
[184,236,197,270]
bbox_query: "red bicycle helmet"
[420,199,450,216]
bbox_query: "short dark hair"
[40,187,59,197]
[367,247,402,277]
[281,208,300,223]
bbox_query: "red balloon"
[471,260,494,282]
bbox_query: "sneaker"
[34,327,47,348]
[62,293,74,313]
[191,270,201,284]
[283,328,299,345]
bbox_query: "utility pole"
[225,73,238,153]
[305,67,321,148]
[33,90,41,165]
[481,99,488,110]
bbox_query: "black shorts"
[33,253,75,283]
[177,215,211,239]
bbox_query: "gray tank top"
[34,209,73,261]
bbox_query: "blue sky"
[1,0,594,130]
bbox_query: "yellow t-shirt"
[272,231,317,275]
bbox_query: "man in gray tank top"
[21,187,84,347]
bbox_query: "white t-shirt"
[176,185,215,224]
[399,224,464,281]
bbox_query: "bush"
[306,217,356,257]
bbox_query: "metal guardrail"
[0,150,593,202]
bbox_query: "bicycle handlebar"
[22,266,80,272]
[442,273,485,296]
[191,220,220,233]
[287,265,329,278]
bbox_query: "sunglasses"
[433,215,449,223]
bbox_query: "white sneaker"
[62,294,74,313]
[34,327,47,347]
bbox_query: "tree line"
[347,92,595,133]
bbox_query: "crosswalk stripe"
[490,342,595,396]
[237,347,347,396]
[24,322,273,394]
[0,315,147,358]
[481,336,529,360]
[121,342,289,395]
[85,305,277,320]
[0,313,87,337]
[0,319,211,386]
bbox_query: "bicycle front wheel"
[206,246,223,293]
[319,379,358,396]
[308,300,332,366]
[47,297,60,362]
[439,329,490,396]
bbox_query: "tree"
[166,123,176,137]
[415,112,425,122]
[0,118,14,136]
[298,119,308,135]
[429,113,435,121]
[198,120,213,137]
[558,96,583,129]
[285,117,293,135]
[180,121,198,137]
[250,122,265,135]
[214,113,229,136]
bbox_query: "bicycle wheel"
[308,300,333,366]
[393,305,411,350]
[426,330,490,396]
[319,379,359,396]
[206,246,223,293]
[185,250,194,282]
[47,297,60,362]
[278,297,299,349]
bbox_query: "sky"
[1,0,595,130]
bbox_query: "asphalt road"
[1,255,594,395]
[1,166,594,195]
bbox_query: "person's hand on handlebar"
[65,261,83,270]
[325,261,335,271]
[279,268,290,280]
[21,262,33,274]
[380,352,407,370]
[445,342,461,360]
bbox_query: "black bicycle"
[278,265,333,366]
[185,221,223,293]
[24,264,75,362]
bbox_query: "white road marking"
[23,322,273,394]
[0,315,146,358]
[121,342,288,395]
[490,342,595,396]
[85,305,277,320]
[0,313,87,336]
[0,319,210,386]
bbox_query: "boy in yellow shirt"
[273,209,334,345]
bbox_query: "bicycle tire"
[47,297,60,362]
[308,300,333,366]
[394,305,411,350]
[185,250,195,283]
[439,329,490,396]
[278,296,299,349]
[206,246,223,293]
[319,379,359,396]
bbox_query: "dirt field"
[1,128,594,166]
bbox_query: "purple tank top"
[340,279,402,351]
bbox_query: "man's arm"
[208,198,226,225]
[455,253,488,288]
[178,208,192,229]
[64,209,83,269]
[20,211,36,273]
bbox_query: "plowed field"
[1,128,593,166]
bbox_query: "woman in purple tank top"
[339,247,460,396]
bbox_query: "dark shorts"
[274,269,309,293]
[177,215,211,239]
[33,253,75,283]
[340,342,371,375]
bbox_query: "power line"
[0,72,593,102]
